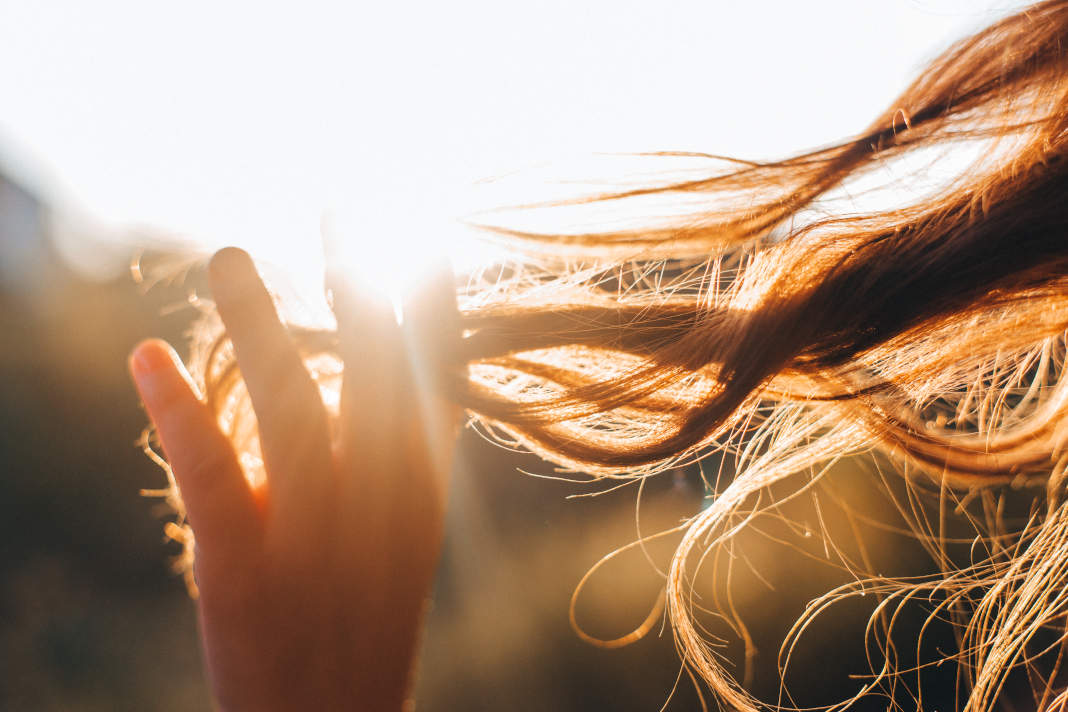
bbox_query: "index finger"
[129,339,263,576]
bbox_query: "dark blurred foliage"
[0,169,973,711]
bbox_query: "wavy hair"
[153,2,1068,710]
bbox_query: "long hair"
[158,2,1068,709]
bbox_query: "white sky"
[0,0,1020,283]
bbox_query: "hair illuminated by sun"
[143,1,1068,710]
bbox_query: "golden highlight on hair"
[150,2,1068,709]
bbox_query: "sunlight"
[320,191,500,324]
[0,0,1016,287]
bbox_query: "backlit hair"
[159,2,1068,709]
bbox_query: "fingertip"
[208,246,254,282]
[129,338,201,401]
[404,261,457,317]
[208,248,266,309]
[129,338,179,379]
[402,263,461,357]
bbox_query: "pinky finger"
[130,339,263,575]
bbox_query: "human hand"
[129,247,461,711]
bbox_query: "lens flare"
[319,189,505,324]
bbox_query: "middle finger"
[209,247,335,527]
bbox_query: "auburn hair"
[152,2,1068,710]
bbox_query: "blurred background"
[0,1,1025,710]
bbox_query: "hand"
[129,247,460,711]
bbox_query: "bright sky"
[0,0,1019,285]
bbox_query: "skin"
[129,247,461,711]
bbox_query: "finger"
[325,243,407,472]
[208,248,334,523]
[129,339,262,573]
[398,262,463,493]
[328,263,460,695]
[373,264,460,604]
